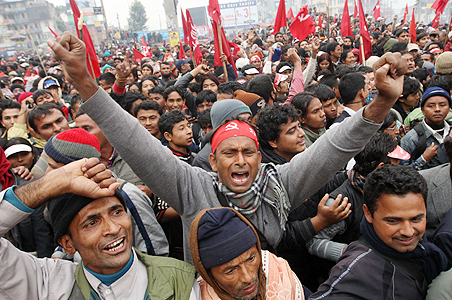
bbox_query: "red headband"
[211,120,259,153]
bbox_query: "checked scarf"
[210,163,291,230]
[348,168,366,194]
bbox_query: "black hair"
[391,42,408,53]
[424,75,452,92]
[32,89,53,104]
[422,52,435,62]
[335,65,356,79]
[0,99,20,124]
[400,76,420,99]
[69,94,82,119]
[255,104,300,144]
[275,61,294,73]
[340,50,352,64]
[411,68,430,84]
[218,81,245,96]
[364,164,427,215]
[98,72,115,85]
[292,92,318,118]
[326,42,339,56]
[281,45,292,55]
[378,111,398,132]
[354,132,397,177]
[124,91,146,115]
[140,75,159,88]
[158,110,186,136]
[188,82,201,94]
[133,100,163,117]
[247,74,273,103]
[429,41,444,50]
[148,86,165,96]
[2,137,38,169]
[198,108,212,129]
[28,103,64,133]
[357,66,373,74]
[196,90,217,106]
[163,86,184,101]
[200,73,220,89]
[305,84,336,102]
[318,74,339,89]
[338,73,365,104]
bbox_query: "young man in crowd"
[305,84,338,129]
[48,32,408,263]
[0,99,21,139]
[0,158,199,299]
[401,87,452,170]
[309,164,447,299]
[133,100,163,140]
[392,76,421,122]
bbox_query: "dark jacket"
[309,240,425,300]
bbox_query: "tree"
[54,5,67,33]
[128,0,148,31]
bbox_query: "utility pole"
[99,0,111,42]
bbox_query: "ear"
[58,234,76,255]
[209,153,218,172]
[268,140,278,150]
[375,162,385,169]
[299,117,306,125]
[363,204,373,224]
[163,132,172,142]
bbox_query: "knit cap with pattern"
[44,128,101,164]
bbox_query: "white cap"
[4,144,32,158]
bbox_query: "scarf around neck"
[360,216,447,284]
[348,169,366,194]
[210,163,291,230]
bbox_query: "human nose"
[239,265,254,284]
[103,217,121,236]
[53,123,62,133]
[399,221,415,237]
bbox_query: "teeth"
[105,238,124,251]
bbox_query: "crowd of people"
[1,14,452,300]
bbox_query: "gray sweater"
[82,88,381,263]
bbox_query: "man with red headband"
[47,32,408,263]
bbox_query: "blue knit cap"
[421,87,452,107]
[197,208,257,269]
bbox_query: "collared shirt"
[423,119,450,144]
[84,249,149,300]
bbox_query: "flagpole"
[217,22,228,82]
[26,29,47,77]
[326,0,330,38]
[360,36,366,66]
[190,47,197,68]
[417,7,433,28]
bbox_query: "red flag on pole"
[186,9,203,64]
[373,1,381,20]
[354,0,358,18]
[432,0,449,14]
[208,0,221,23]
[69,0,101,78]
[432,11,441,27]
[212,20,237,75]
[48,26,58,38]
[287,7,294,19]
[133,48,144,63]
[181,8,190,45]
[272,0,287,34]
[289,5,315,41]
[341,0,353,37]
[403,4,409,23]
[410,8,416,42]
[358,0,372,61]
[318,14,322,29]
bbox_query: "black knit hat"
[48,189,126,245]
[197,208,257,269]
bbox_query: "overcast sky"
[47,0,415,32]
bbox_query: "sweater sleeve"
[303,57,316,86]
[306,220,348,262]
[284,70,304,105]
[276,108,381,211]
[175,72,197,117]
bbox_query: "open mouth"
[104,237,125,253]
[231,171,250,184]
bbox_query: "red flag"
[354,0,358,18]
[179,41,186,59]
[432,11,441,27]
[358,0,372,61]
[272,0,287,34]
[186,9,203,64]
[403,4,409,23]
[341,0,353,37]
[141,36,151,58]
[289,5,315,41]
[318,14,322,29]
[410,8,416,42]
[208,0,221,23]
[181,8,190,45]
[69,0,101,78]
[334,14,337,23]
[48,26,58,38]
[212,20,237,76]
[287,7,294,19]
[373,1,381,20]
[133,48,144,63]
[432,0,449,14]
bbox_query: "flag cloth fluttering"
[289,5,315,41]
[373,1,381,20]
[410,8,416,42]
[358,0,372,61]
[341,0,353,37]
[272,0,287,34]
